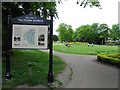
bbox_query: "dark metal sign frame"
[5,11,54,83]
[12,12,50,49]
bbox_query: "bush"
[105,41,120,46]
[97,54,120,66]
[68,42,88,45]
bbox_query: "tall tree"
[66,25,74,42]
[77,0,101,8]
[56,23,74,42]
[58,0,101,9]
[97,24,110,44]
[110,24,119,40]
[74,23,112,45]
[75,24,93,43]
[56,23,67,42]
[73,29,79,42]
[91,23,99,43]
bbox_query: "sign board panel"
[12,24,48,49]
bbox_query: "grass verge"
[2,50,65,88]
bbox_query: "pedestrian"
[88,43,90,47]
[92,43,94,47]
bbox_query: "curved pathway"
[54,51,118,88]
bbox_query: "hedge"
[97,54,120,66]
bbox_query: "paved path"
[53,51,118,88]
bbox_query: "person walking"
[92,43,94,47]
[88,43,90,47]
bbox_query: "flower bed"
[68,42,88,45]
[97,53,120,66]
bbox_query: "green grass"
[2,50,65,88]
[53,43,118,55]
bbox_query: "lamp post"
[48,15,54,83]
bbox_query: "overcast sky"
[53,0,120,35]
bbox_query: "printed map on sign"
[12,24,48,49]
[23,29,35,45]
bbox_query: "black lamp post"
[48,15,54,83]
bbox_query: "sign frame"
[5,11,54,83]
[11,12,50,50]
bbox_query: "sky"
[53,0,120,35]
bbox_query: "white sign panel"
[12,24,48,49]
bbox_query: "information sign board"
[12,24,48,49]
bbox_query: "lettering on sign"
[18,17,44,23]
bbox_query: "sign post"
[48,15,53,83]
[5,9,12,80]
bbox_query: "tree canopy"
[56,23,74,42]
[56,23,119,45]
[110,24,119,40]
[58,0,101,9]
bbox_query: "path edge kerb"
[39,50,73,88]
[57,64,73,88]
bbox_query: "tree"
[77,0,101,8]
[75,24,93,43]
[110,24,119,40]
[97,24,110,44]
[2,2,57,18]
[53,35,58,41]
[56,23,67,42]
[58,0,101,9]
[73,29,79,42]
[66,25,74,42]
[91,23,99,43]
[73,23,112,45]
[56,23,74,42]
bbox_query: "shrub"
[105,41,120,46]
[68,42,88,45]
[97,54,120,66]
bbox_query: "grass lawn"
[2,50,65,88]
[53,43,118,55]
